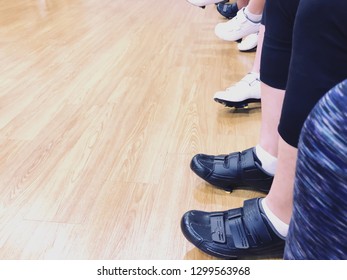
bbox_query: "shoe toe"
[214,23,224,39]
[190,154,214,179]
[214,89,244,102]
[214,22,231,40]
[214,23,240,41]
[214,87,254,103]
[238,33,258,51]
[181,209,239,259]
[181,210,210,247]
[213,90,228,100]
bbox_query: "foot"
[214,72,260,108]
[190,147,273,193]
[216,2,239,19]
[181,198,285,259]
[215,8,260,41]
[187,0,228,8]
[238,32,258,52]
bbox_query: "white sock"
[255,145,277,175]
[243,6,262,23]
[261,198,289,238]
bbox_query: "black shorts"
[260,0,347,147]
[260,0,300,90]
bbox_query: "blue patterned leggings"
[284,80,347,259]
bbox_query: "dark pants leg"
[279,0,347,147]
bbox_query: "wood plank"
[0,0,260,259]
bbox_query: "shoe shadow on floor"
[231,104,261,112]
[183,247,218,260]
[214,103,261,115]
[192,182,265,206]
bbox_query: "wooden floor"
[0,0,262,259]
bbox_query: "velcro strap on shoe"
[225,208,249,249]
[210,213,226,243]
[242,199,272,244]
[229,217,250,249]
[240,148,256,173]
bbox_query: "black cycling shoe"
[181,198,285,259]
[217,2,239,19]
[190,147,273,193]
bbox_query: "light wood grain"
[0,0,262,259]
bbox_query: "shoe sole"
[238,46,257,52]
[209,181,270,194]
[192,168,271,193]
[226,183,270,194]
[214,97,261,108]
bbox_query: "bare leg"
[247,0,265,14]
[236,0,250,9]
[258,84,285,157]
[251,24,264,73]
[264,137,298,224]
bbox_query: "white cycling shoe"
[187,0,227,8]
[215,8,260,41]
[238,32,258,52]
[214,72,261,108]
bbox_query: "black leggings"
[260,0,347,147]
